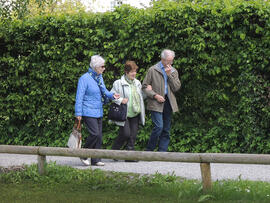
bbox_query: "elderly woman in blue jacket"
[75,55,120,166]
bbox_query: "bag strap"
[122,84,126,98]
[74,118,81,132]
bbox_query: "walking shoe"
[80,158,90,166]
[92,162,105,166]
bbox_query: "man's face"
[162,55,174,68]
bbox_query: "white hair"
[161,49,175,59]
[89,55,105,69]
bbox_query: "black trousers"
[112,115,140,150]
[82,116,102,164]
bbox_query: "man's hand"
[146,85,152,91]
[76,116,82,121]
[154,94,165,103]
[165,64,172,76]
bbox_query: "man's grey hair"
[90,55,105,69]
[161,49,175,59]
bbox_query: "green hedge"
[0,0,269,153]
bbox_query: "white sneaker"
[80,158,90,166]
[94,162,105,166]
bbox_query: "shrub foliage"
[0,0,269,153]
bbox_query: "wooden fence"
[1,145,270,191]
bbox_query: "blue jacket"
[75,68,114,118]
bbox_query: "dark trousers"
[82,116,102,164]
[146,96,172,152]
[112,115,140,150]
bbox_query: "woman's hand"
[113,93,120,99]
[122,98,128,104]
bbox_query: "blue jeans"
[146,97,172,152]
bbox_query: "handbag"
[67,118,82,148]
[108,85,127,122]
[108,103,127,121]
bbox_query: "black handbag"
[108,85,127,122]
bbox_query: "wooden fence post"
[200,162,212,192]
[37,155,46,175]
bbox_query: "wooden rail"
[1,145,270,191]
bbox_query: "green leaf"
[240,33,246,40]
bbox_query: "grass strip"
[0,163,270,202]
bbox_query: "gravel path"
[1,153,270,182]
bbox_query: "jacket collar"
[153,62,176,74]
[120,75,139,86]
[88,67,100,78]
[120,75,129,85]
[153,62,164,74]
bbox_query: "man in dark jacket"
[142,49,181,152]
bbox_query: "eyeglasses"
[163,59,173,65]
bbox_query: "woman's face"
[95,64,105,75]
[126,70,137,80]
